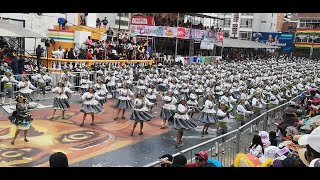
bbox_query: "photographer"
[36,45,44,73]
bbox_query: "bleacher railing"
[25,56,153,71]
[143,95,300,167]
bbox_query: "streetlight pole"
[220,14,226,58]
[309,33,314,60]
[174,13,179,59]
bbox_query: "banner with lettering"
[130,25,177,38]
[251,32,294,53]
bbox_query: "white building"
[0,13,66,54]
[218,13,278,40]
[97,13,131,31]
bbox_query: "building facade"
[217,13,278,40]
[294,13,320,58]
[0,13,66,54]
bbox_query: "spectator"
[87,49,93,59]
[36,45,43,73]
[86,36,93,48]
[185,151,218,167]
[64,48,69,59]
[269,131,278,146]
[298,126,320,166]
[49,152,69,167]
[52,48,64,59]
[96,18,101,28]
[67,48,76,59]
[249,135,264,158]
[10,55,18,75]
[159,154,173,167]
[58,17,66,30]
[18,55,25,74]
[258,131,271,148]
[102,17,108,29]
[159,154,187,167]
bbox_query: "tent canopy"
[214,38,280,49]
[0,19,43,38]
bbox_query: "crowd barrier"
[25,56,153,72]
[143,95,300,167]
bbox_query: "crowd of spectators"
[0,47,38,75]
[154,14,222,32]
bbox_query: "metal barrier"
[143,95,301,167]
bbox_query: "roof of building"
[0,19,43,38]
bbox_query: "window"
[261,21,267,23]
[239,31,251,40]
[223,30,230,38]
[115,20,129,26]
[240,19,252,28]
[300,22,306,28]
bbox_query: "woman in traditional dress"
[51,81,72,120]
[1,71,19,105]
[160,90,177,129]
[79,73,92,97]
[9,95,36,145]
[168,97,197,148]
[198,95,217,136]
[145,84,157,111]
[236,96,254,126]
[18,75,37,102]
[80,86,105,126]
[114,83,134,120]
[130,92,155,136]
[93,77,108,105]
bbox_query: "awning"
[214,38,280,49]
[0,19,43,38]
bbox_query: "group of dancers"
[4,58,319,147]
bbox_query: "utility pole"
[309,33,314,60]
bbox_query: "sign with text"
[131,15,154,26]
[252,32,294,53]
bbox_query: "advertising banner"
[200,40,214,50]
[130,25,177,38]
[252,32,294,53]
[131,15,155,26]
[177,27,190,39]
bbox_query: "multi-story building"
[0,13,66,54]
[294,13,320,58]
[218,13,278,40]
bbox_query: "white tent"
[214,38,280,49]
[0,19,43,38]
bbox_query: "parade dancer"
[198,95,217,136]
[106,72,116,98]
[145,84,157,111]
[216,101,234,135]
[130,92,155,136]
[31,70,52,101]
[80,86,106,126]
[160,90,177,129]
[79,73,92,97]
[236,97,254,126]
[93,77,108,105]
[1,71,19,105]
[9,95,37,145]
[51,81,72,120]
[168,98,197,148]
[114,83,134,120]
[18,76,37,102]
[187,92,199,118]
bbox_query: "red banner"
[176,27,190,39]
[131,15,154,26]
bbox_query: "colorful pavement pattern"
[0,99,171,167]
